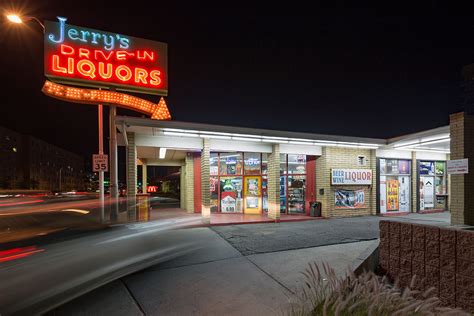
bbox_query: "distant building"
[0,126,85,191]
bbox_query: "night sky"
[1,1,474,159]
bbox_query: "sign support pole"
[109,105,118,198]
[109,104,119,222]
[98,103,105,212]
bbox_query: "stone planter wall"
[379,220,474,312]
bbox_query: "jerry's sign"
[44,17,168,95]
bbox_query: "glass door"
[244,176,261,214]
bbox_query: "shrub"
[288,262,468,316]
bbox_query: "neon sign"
[44,17,167,95]
[42,80,171,120]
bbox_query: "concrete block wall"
[184,153,194,213]
[379,220,474,312]
[450,112,465,224]
[201,138,211,223]
[411,152,418,212]
[316,146,377,217]
[126,132,137,220]
[267,144,280,220]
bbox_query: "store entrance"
[243,176,262,214]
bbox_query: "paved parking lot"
[52,212,451,315]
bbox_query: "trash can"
[310,201,322,217]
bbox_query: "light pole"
[6,13,111,203]
[6,14,45,32]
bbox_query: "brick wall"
[450,112,474,225]
[450,112,465,224]
[201,138,211,223]
[379,220,474,312]
[267,144,280,220]
[126,132,137,220]
[184,153,194,213]
[316,147,377,217]
[411,152,417,212]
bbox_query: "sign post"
[43,16,170,211]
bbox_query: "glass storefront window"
[379,158,411,213]
[280,154,287,175]
[210,177,219,213]
[210,153,219,176]
[209,152,309,215]
[288,154,306,174]
[220,153,243,176]
[261,153,268,175]
[244,153,261,175]
[419,160,447,211]
[220,176,243,213]
[288,175,306,213]
[280,176,287,213]
[262,176,268,212]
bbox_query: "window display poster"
[435,162,445,176]
[280,176,286,197]
[246,197,259,208]
[246,177,260,196]
[398,160,410,174]
[436,196,446,209]
[386,179,399,211]
[335,189,365,209]
[435,176,446,195]
[380,176,387,213]
[210,178,217,194]
[398,176,410,212]
[221,192,237,213]
[386,160,399,174]
[420,161,435,175]
[210,166,218,176]
[380,159,387,175]
[420,176,434,209]
[226,156,237,175]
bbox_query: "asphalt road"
[0,217,202,315]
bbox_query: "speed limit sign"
[93,154,109,172]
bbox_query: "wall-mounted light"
[159,148,167,159]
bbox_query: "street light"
[5,13,45,32]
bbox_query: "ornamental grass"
[288,262,468,316]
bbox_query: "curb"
[351,239,380,276]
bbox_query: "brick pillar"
[412,151,417,213]
[126,132,137,219]
[449,112,474,225]
[201,138,211,224]
[180,164,185,209]
[316,147,330,217]
[369,149,377,215]
[267,144,280,220]
[184,153,194,213]
[142,159,147,194]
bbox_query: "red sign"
[147,185,158,193]
[44,17,167,96]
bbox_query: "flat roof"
[116,116,450,152]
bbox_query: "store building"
[115,116,450,220]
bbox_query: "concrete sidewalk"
[51,212,450,315]
[52,228,377,316]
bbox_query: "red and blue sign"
[44,17,168,95]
